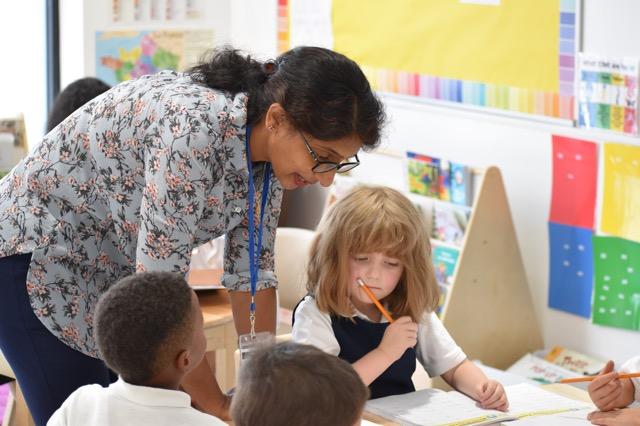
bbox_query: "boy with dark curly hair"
[48,272,225,425]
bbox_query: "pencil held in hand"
[356,278,394,323]
[559,372,640,383]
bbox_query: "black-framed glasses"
[299,131,360,173]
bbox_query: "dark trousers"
[0,253,116,426]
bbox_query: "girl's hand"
[589,361,628,412]
[377,316,418,362]
[588,408,640,426]
[475,380,509,412]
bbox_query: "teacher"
[0,46,385,425]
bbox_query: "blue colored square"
[548,222,594,318]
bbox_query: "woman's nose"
[316,169,337,187]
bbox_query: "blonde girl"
[292,186,508,409]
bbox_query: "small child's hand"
[377,316,418,362]
[475,380,509,412]
[589,361,626,412]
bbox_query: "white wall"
[0,4,47,147]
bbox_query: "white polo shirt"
[621,356,640,403]
[292,295,467,377]
[47,378,226,426]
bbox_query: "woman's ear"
[265,103,288,132]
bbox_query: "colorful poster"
[549,135,598,229]
[600,143,640,243]
[330,0,577,120]
[432,245,460,286]
[592,236,640,331]
[548,222,594,318]
[578,54,639,135]
[95,30,214,86]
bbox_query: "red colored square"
[550,135,598,229]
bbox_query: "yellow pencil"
[356,278,394,323]
[560,372,640,384]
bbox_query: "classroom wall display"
[600,142,640,243]
[111,0,205,23]
[95,30,213,86]
[549,135,598,229]
[592,236,640,331]
[329,0,578,121]
[548,222,594,318]
[578,53,639,135]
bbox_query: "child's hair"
[46,77,111,131]
[307,185,439,322]
[95,272,194,384]
[231,341,368,426]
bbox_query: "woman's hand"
[377,316,418,362]
[474,379,509,412]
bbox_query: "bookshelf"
[438,166,543,370]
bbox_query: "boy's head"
[231,341,369,426]
[95,272,206,386]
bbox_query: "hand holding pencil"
[584,360,638,412]
[357,278,418,362]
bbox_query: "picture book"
[407,151,441,198]
[435,282,449,317]
[365,383,591,426]
[507,353,581,385]
[432,244,460,286]
[544,346,606,375]
[431,203,469,246]
[448,161,473,206]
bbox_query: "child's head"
[95,272,206,386]
[307,185,439,322]
[46,77,111,132]
[231,341,368,426]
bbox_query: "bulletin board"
[282,0,578,121]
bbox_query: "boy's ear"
[175,349,191,373]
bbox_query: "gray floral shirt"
[0,71,282,357]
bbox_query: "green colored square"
[592,236,640,331]
[595,104,611,129]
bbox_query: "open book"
[365,383,592,426]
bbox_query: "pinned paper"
[548,222,594,318]
[549,135,598,229]
[600,142,640,242]
[592,236,640,331]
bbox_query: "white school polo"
[47,377,226,426]
[292,295,467,377]
[621,356,640,403]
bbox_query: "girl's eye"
[354,256,368,262]
[385,262,400,267]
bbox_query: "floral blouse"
[0,71,283,357]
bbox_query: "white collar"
[109,377,192,408]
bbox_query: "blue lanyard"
[245,125,272,327]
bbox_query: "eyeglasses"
[299,131,360,173]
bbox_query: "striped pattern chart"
[361,0,577,120]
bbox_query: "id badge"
[238,331,275,361]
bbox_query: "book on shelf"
[431,202,469,246]
[365,383,591,426]
[407,152,474,207]
[432,244,460,286]
[543,346,607,376]
[407,151,441,199]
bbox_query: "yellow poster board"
[331,0,576,119]
[601,143,640,242]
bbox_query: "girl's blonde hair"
[307,185,439,322]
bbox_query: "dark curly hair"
[231,341,369,426]
[189,46,386,149]
[95,272,194,384]
[46,77,111,132]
